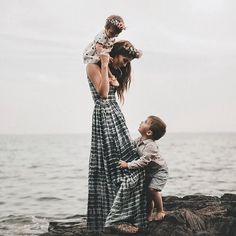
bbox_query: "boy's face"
[105,28,119,38]
[138,117,152,136]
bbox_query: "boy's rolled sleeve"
[128,143,159,169]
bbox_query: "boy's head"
[105,15,126,38]
[138,116,166,141]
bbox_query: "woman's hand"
[118,160,128,169]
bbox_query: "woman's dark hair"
[109,40,141,103]
[148,116,167,141]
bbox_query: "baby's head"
[138,116,166,141]
[105,15,126,38]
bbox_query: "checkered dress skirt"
[87,79,147,230]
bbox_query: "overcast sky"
[0,0,236,134]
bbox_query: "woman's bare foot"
[153,211,165,221]
[147,214,153,222]
[111,223,139,234]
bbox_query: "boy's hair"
[105,15,125,34]
[148,116,167,141]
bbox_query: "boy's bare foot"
[153,211,165,221]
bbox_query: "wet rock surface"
[40,194,236,236]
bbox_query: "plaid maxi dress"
[87,79,147,230]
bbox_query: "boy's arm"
[129,136,140,147]
[127,143,159,169]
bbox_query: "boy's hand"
[118,160,128,169]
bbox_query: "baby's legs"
[148,188,165,221]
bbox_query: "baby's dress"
[83,30,116,64]
[87,79,147,230]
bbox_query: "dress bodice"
[88,79,117,103]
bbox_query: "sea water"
[0,133,235,235]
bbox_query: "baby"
[83,15,126,87]
[119,115,168,221]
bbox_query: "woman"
[86,40,146,232]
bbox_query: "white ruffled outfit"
[83,30,116,64]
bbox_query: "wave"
[37,197,63,201]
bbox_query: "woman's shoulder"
[86,63,101,75]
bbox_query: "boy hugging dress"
[128,137,169,191]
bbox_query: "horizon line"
[0,131,236,136]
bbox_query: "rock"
[40,194,236,236]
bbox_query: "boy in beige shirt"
[119,115,168,221]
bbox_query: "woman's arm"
[86,53,109,98]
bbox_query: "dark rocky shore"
[40,193,236,236]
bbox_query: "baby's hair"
[148,116,167,141]
[105,15,126,34]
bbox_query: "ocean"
[0,133,235,235]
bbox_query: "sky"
[0,0,236,134]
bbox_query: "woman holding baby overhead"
[84,15,146,234]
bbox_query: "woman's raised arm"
[86,53,110,98]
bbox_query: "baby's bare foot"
[109,77,119,87]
